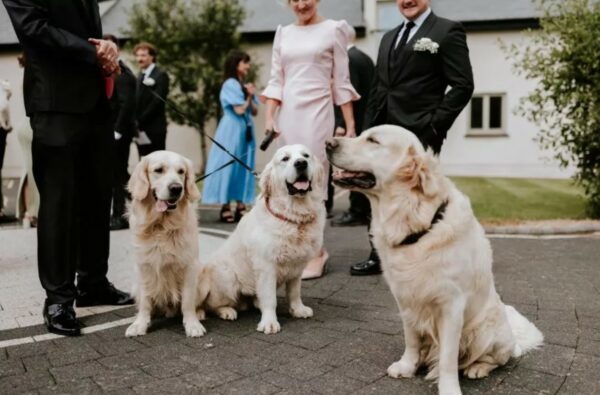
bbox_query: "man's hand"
[89,38,119,75]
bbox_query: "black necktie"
[393,21,415,62]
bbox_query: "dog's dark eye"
[282,156,290,162]
[302,153,309,158]
[154,167,164,174]
[367,137,379,144]
[177,169,185,175]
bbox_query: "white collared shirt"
[142,63,156,79]
[394,7,432,49]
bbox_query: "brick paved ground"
[0,206,599,394]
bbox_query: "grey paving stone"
[21,354,51,372]
[48,341,102,367]
[577,338,600,357]
[331,358,386,383]
[0,369,55,393]
[559,353,600,395]
[50,360,107,382]
[259,369,317,393]
[37,377,104,394]
[0,358,25,378]
[92,368,154,391]
[352,376,435,395]
[261,343,310,365]
[308,371,365,394]
[278,331,339,351]
[519,344,575,376]
[216,376,281,395]
[273,358,334,381]
[132,377,203,394]
[140,358,196,379]
[182,369,242,390]
[501,367,564,394]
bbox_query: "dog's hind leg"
[463,356,498,379]
[286,276,313,319]
[216,306,238,321]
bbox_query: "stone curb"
[484,221,600,235]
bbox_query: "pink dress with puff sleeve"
[261,19,360,193]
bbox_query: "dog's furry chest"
[137,261,188,308]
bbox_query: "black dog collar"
[395,200,449,247]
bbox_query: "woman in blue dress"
[202,50,258,223]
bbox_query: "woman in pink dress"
[261,0,359,280]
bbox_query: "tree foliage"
[504,0,600,217]
[127,0,246,172]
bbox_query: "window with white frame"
[467,94,507,136]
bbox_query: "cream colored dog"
[327,125,543,395]
[198,144,325,334]
[126,151,206,338]
[0,80,12,132]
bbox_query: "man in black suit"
[134,42,169,156]
[351,0,474,276]
[3,0,134,336]
[104,34,136,231]
[331,25,375,227]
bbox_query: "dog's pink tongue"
[155,200,168,213]
[293,181,310,191]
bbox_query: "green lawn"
[450,177,588,223]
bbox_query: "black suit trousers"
[0,130,7,212]
[136,133,166,157]
[31,101,113,304]
[112,136,132,218]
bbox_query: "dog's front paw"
[257,319,281,334]
[387,359,417,378]
[289,304,313,319]
[184,319,206,337]
[125,320,149,337]
[216,307,238,321]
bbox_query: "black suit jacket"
[334,46,375,135]
[136,65,169,137]
[365,12,474,151]
[2,0,105,115]
[110,60,137,139]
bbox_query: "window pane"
[489,96,503,129]
[470,97,483,129]
[377,3,402,30]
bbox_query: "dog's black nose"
[294,159,308,171]
[169,183,183,196]
[325,139,339,152]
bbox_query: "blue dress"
[202,78,257,204]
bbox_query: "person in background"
[330,24,375,228]
[350,0,474,276]
[202,50,257,222]
[261,0,360,280]
[104,34,137,231]
[134,42,169,157]
[3,0,134,337]
[0,78,14,224]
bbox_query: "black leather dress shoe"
[110,216,129,231]
[331,211,369,227]
[76,283,134,307]
[43,302,81,336]
[350,259,382,276]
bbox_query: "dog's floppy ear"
[128,157,150,200]
[259,161,274,198]
[184,158,200,202]
[397,145,439,197]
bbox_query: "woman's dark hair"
[223,50,251,96]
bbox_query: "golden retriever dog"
[197,144,325,334]
[125,151,206,337]
[327,125,543,395]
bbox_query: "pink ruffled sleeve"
[261,25,284,102]
[332,20,360,105]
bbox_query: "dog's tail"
[505,304,544,357]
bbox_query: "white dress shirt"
[142,63,156,80]
[394,8,432,49]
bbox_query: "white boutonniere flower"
[142,77,156,87]
[413,38,439,54]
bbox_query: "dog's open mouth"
[332,168,376,189]
[153,191,179,213]
[286,174,312,196]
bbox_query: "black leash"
[123,67,257,182]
